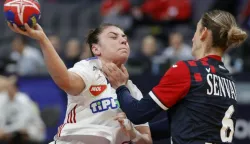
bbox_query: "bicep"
[65,71,86,96]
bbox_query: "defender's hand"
[102,63,129,89]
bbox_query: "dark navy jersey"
[149,55,237,144]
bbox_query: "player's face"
[97,26,130,64]
[192,21,203,59]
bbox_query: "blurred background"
[0,0,250,143]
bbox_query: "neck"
[99,57,123,68]
[99,57,124,69]
[196,45,223,59]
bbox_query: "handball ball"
[4,0,41,29]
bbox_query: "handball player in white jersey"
[8,23,152,144]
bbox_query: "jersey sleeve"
[126,80,149,127]
[68,60,95,94]
[149,61,191,110]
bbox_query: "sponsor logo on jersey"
[90,97,119,113]
[89,85,107,96]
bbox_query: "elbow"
[57,80,71,91]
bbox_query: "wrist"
[38,33,47,43]
[116,85,127,93]
[131,128,142,143]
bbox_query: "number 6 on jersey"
[220,105,235,142]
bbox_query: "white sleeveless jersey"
[54,57,148,144]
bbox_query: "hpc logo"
[89,85,107,96]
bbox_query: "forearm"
[133,133,152,144]
[38,36,70,89]
[116,86,162,124]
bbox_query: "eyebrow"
[108,32,127,38]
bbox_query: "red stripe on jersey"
[68,111,73,123]
[188,61,197,66]
[210,65,216,73]
[73,105,77,123]
[194,73,202,82]
[57,125,62,137]
[67,111,71,123]
[67,105,77,123]
[58,124,66,137]
[201,61,209,66]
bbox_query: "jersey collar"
[201,55,222,62]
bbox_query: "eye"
[110,36,117,40]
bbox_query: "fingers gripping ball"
[4,0,41,29]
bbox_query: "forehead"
[101,26,125,36]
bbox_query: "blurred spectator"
[127,0,192,39]
[80,43,92,60]
[101,0,133,30]
[127,35,162,75]
[0,75,45,144]
[239,0,250,30]
[223,53,243,74]
[63,38,81,68]
[159,32,193,66]
[0,75,9,92]
[137,0,191,22]
[6,35,46,76]
[48,34,62,56]
[101,0,130,16]
[241,36,250,72]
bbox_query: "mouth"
[118,48,128,51]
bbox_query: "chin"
[117,54,129,64]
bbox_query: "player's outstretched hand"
[102,63,129,89]
[8,23,46,41]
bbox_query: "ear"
[92,44,101,56]
[200,27,208,41]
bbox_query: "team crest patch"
[89,85,107,96]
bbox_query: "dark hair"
[201,10,248,49]
[86,23,122,57]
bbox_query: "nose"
[120,37,127,45]
[192,37,194,42]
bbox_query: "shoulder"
[68,57,101,72]
[16,92,32,104]
[161,60,190,81]
[169,60,188,70]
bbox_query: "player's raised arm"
[8,23,85,96]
